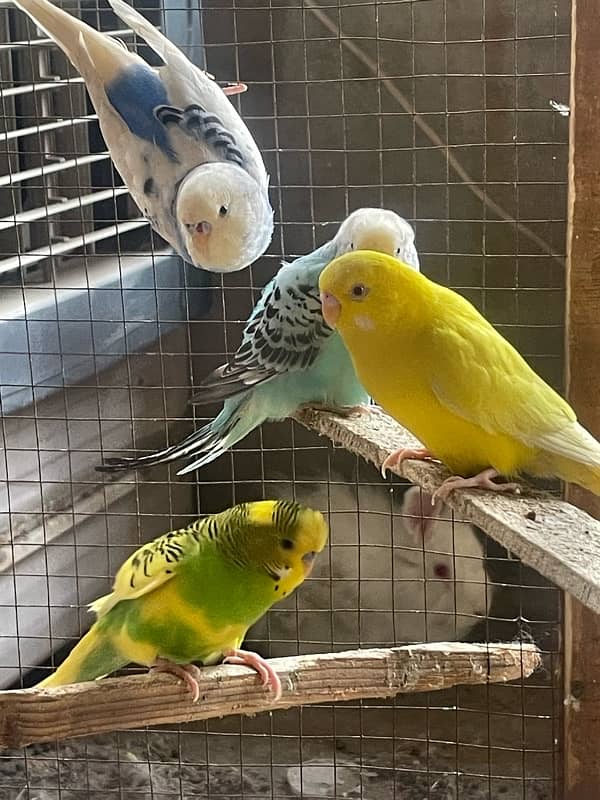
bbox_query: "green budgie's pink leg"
[223,648,282,702]
[150,658,203,703]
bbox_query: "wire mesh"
[0,0,568,797]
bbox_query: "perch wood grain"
[0,643,540,749]
[296,406,600,614]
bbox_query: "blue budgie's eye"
[219,205,229,217]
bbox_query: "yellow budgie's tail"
[37,623,127,688]
[543,455,600,497]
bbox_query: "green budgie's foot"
[223,648,282,702]
[150,658,203,703]
[432,467,521,502]
[303,402,371,419]
[381,447,435,479]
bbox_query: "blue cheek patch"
[105,64,177,161]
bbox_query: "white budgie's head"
[176,162,274,273]
[333,208,419,270]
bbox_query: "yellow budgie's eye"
[350,283,369,300]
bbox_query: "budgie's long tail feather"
[546,457,600,496]
[37,625,126,688]
[96,397,260,474]
[107,0,179,64]
[533,420,600,495]
[13,0,131,77]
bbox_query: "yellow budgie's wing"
[90,518,208,618]
[427,295,589,455]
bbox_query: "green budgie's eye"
[280,538,294,550]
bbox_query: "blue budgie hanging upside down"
[98,208,420,475]
[13,0,273,272]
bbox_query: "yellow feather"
[319,250,600,494]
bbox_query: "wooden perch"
[296,406,600,614]
[0,643,539,749]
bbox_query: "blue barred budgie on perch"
[38,500,328,701]
[98,207,419,475]
[12,0,273,272]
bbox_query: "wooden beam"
[0,643,540,749]
[564,0,600,796]
[295,406,600,614]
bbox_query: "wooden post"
[564,0,600,796]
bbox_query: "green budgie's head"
[215,500,329,599]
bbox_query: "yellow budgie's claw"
[381,447,434,479]
[223,648,283,702]
[432,468,522,502]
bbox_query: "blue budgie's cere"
[98,208,420,475]
[13,0,273,272]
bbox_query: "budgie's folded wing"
[107,0,267,186]
[192,243,337,405]
[90,520,205,617]
[428,300,577,446]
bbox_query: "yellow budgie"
[318,250,600,499]
[38,500,328,701]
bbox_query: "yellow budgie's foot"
[433,468,522,502]
[303,402,371,418]
[150,658,203,703]
[381,447,435,479]
[223,648,282,702]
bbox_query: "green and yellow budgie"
[319,250,600,499]
[38,500,328,701]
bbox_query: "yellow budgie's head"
[218,500,329,599]
[319,249,417,334]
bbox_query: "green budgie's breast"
[104,546,279,665]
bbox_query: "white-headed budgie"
[38,500,328,701]
[97,208,419,475]
[13,0,273,273]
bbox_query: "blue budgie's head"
[332,208,420,271]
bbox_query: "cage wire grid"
[0,0,568,797]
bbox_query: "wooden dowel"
[0,643,540,749]
[295,405,600,614]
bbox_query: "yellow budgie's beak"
[320,292,341,328]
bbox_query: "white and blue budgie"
[98,208,420,475]
[13,0,273,272]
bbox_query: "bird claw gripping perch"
[223,648,283,703]
[150,659,204,703]
[432,468,522,502]
[380,447,435,479]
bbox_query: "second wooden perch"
[296,406,600,614]
[0,643,540,749]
